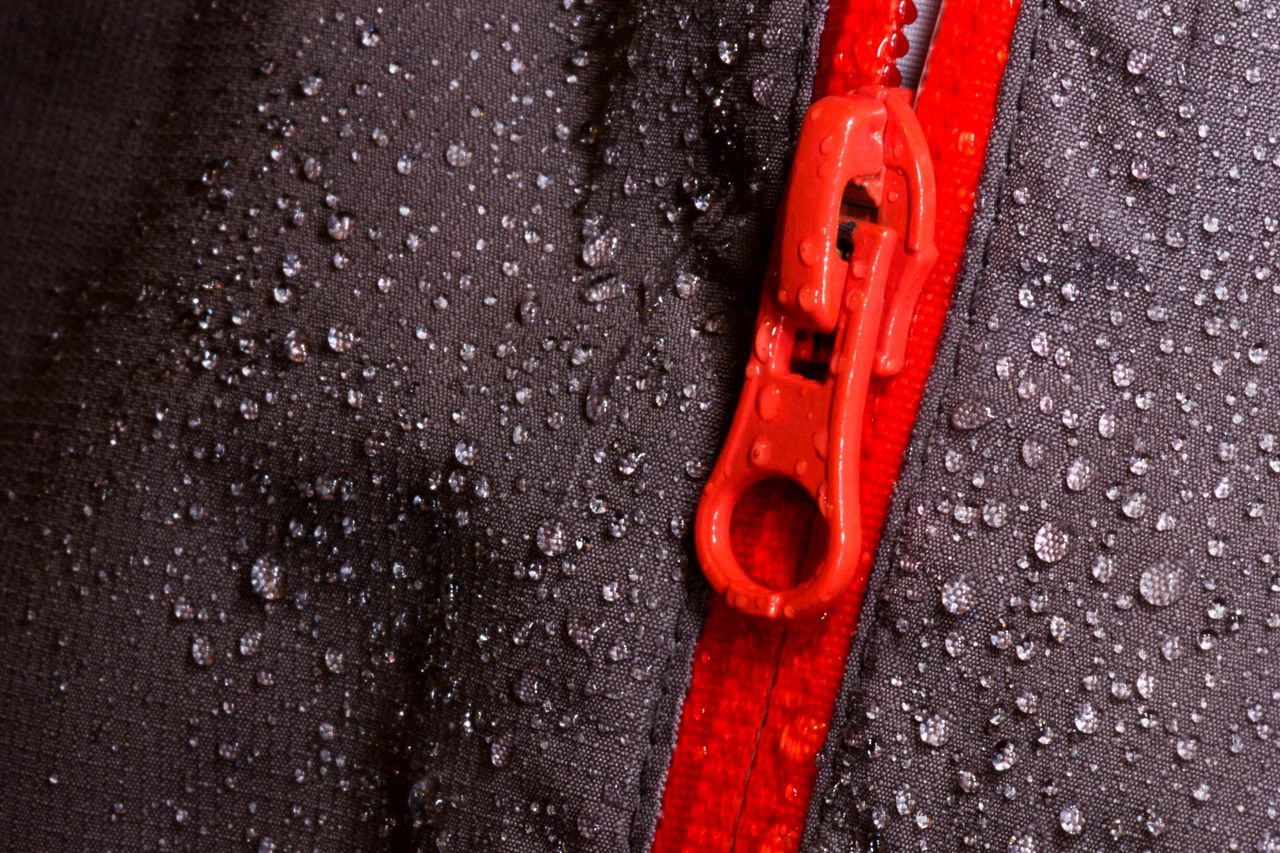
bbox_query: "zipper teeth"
[728,636,789,844]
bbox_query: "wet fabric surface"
[0,0,821,849]
[809,0,1280,849]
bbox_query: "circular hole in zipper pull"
[727,477,828,597]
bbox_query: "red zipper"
[653,1,1022,849]
[696,86,937,622]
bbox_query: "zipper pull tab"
[695,89,937,621]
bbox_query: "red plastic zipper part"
[695,89,937,621]
[819,0,917,89]
[652,1,1022,850]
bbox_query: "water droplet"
[249,557,284,601]
[299,74,324,96]
[518,290,541,324]
[991,739,1018,771]
[444,142,473,168]
[191,635,213,667]
[1139,560,1187,607]
[1074,701,1100,734]
[536,521,569,556]
[918,711,954,747]
[1008,833,1038,853]
[1033,522,1069,563]
[283,329,308,363]
[1021,438,1047,468]
[408,776,444,828]
[941,575,976,616]
[674,271,703,299]
[326,212,353,241]
[239,631,262,657]
[1121,490,1149,519]
[489,733,513,768]
[324,648,346,674]
[453,441,477,466]
[950,399,994,430]
[1126,49,1152,76]
[512,670,543,705]
[618,450,644,476]
[1092,554,1116,584]
[1059,805,1084,835]
[1064,457,1093,491]
[327,325,357,353]
[581,230,619,269]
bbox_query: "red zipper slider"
[695,87,937,620]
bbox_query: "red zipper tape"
[653,1,1022,849]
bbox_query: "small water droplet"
[1033,522,1069,563]
[991,739,1018,771]
[941,575,976,616]
[191,635,214,667]
[1139,560,1187,607]
[1074,701,1100,734]
[453,441,477,466]
[249,557,284,601]
[950,399,994,430]
[326,212,353,241]
[324,648,346,674]
[1059,805,1084,835]
[1064,457,1093,491]
[918,711,953,747]
[299,74,324,96]
[327,325,357,353]
[581,230,619,269]
[536,521,569,556]
[1126,49,1152,76]
[445,142,473,168]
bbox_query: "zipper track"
[652,2,1024,849]
[898,0,943,89]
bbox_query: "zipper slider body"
[695,87,937,620]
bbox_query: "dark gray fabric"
[0,0,822,850]
[808,0,1280,849]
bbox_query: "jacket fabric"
[813,2,1280,848]
[0,0,820,848]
